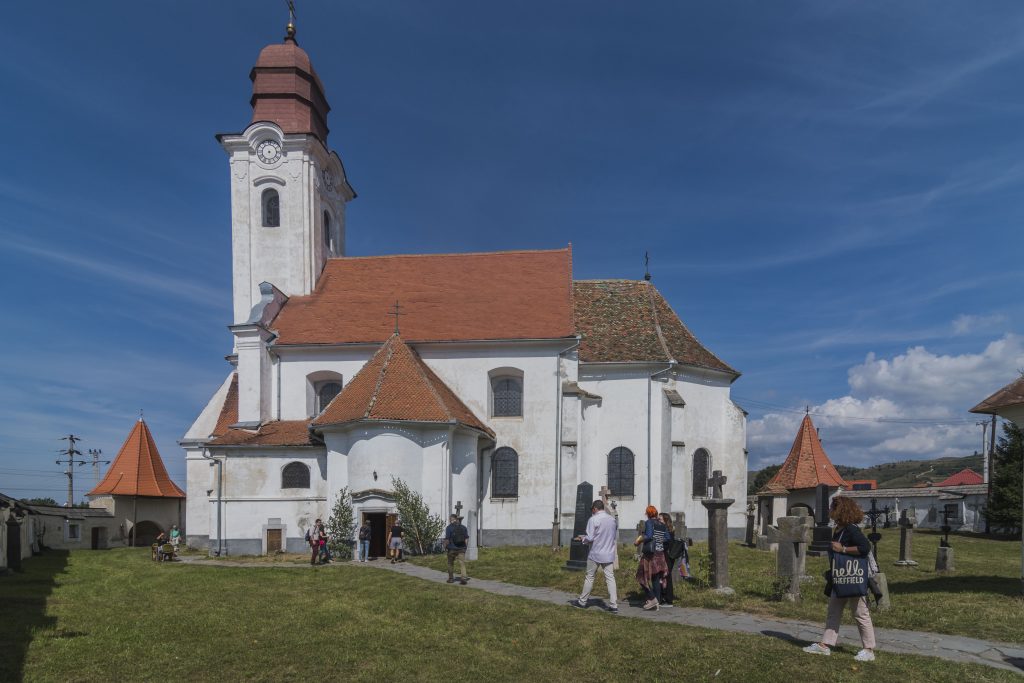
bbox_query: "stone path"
[177,556,1024,674]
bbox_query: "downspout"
[554,337,581,545]
[647,363,674,503]
[200,448,223,557]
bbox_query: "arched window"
[492,447,518,498]
[323,211,336,256]
[692,448,711,499]
[282,461,310,489]
[262,189,280,227]
[316,381,343,414]
[607,446,634,497]
[492,377,522,417]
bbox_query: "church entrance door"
[365,512,387,558]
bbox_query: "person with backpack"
[357,520,371,562]
[634,505,670,611]
[443,514,470,584]
[803,496,877,662]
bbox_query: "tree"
[23,497,59,506]
[391,476,445,555]
[748,465,781,495]
[985,421,1023,533]
[325,487,356,559]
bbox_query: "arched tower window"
[492,447,519,498]
[316,381,343,414]
[323,210,336,256]
[492,377,522,417]
[282,462,310,489]
[607,446,634,497]
[692,448,711,499]
[262,189,280,227]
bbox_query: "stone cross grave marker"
[744,501,756,547]
[598,484,619,569]
[766,511,813,601]
[756,498,777,552]
[701,470,734,594]
[454,500,463,519]
[894,508,918,567]
[936,507,955,573]
[564,481,593,571]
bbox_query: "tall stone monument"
[744,502,756,547]
[894,508,918,567]
[808,483,833,556]
[767,511,813,601]
[701,470,735,594]
[564,481,593,571]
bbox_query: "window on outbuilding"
[492,447,519,498]
[692,448,711,499]
[262,189,280,227]
[492,377,522,417]
[282,462,310,489]
[316,381,343,414]
[607,446,634,497]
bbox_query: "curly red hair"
[829,497,864,526]
[645,505,659,519]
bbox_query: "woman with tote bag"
[803,496,877,662]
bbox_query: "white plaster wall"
[277,346,374,421]
[185,448,213,542]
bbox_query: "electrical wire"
[733,395,977,424]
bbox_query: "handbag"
[665,538,686,561]
[641,538,655,554]
[830,552,869,598]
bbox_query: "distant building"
[845,479,877,491]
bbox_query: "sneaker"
[854,649,875,662]
[446,578,455,584]
[607,606,619,614]
[642,599,659,611]
[803,643,831,656]
[459,579,468,585]
[571,600,588,609]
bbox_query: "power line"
[733,396,976,425]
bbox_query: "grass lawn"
[412,529,1024,643]
[1,548,1018,682]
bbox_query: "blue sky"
[2,2,1023,502]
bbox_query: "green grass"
[411,529,1024,643]
[1,548,1018,682]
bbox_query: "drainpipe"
[647,363,674,504]
[200,448,223,557]
[553,337,581,546]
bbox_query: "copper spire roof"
[970,376,1024,414]
[759,414,847,494]
[312,334,493,437]
[88,419,185,498]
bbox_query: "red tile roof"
[971,376,1024,414]
[250,38,330,142]
[934,468,984,487]
[210,420,318,447]
[313,334,494,437]
[88,419,185,498]
[574,280,736,372]
[760,414,847,493]
[271,248,575,345]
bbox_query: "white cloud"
[952,313,1007,336]
[748,334,1024,469]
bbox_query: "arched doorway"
[130,521,163,546]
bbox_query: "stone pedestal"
[702,497,735,594]
[935,546,955,573]
[564,482,593,571]
[872,571,891,611]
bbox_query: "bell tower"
[217,21,355,325]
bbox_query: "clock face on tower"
[256,139,282,164]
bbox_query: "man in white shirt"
[573,500,619,613]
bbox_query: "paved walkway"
[178,556,1024,674]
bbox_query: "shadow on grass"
[890,574,1020,596]
[0,550,68,681]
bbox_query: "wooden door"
[267,528,282,554]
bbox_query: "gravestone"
[935,546,955,573]
[701,470,735,594]
[5,515,22,573]
[767,511,813,601]
[894,509,918,567]
[808,484,833,556]
[756,499,777,551]
[598,485,620,569]
[564,481,593,571]
[744,502,756,547]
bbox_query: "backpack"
[450,524,468,546]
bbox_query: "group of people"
[306,518,333,565]
[354,518,407,563]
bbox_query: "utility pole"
[56,435,86,507]
[88,448,108,486]
[987,414,997,534]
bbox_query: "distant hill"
[748,453,985,494]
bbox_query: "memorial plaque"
[564,482,593,571]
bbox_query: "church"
[181,23,747,556]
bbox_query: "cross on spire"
[285,0,297,41]
[389,300,405,334]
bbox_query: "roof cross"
[389,300,405,334]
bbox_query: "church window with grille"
[607,446,634,497]
[692,448,711,499]
[492,447,518,498]
[492,377,522,417]
[282,462,310,489]
[316,381,342,414]
[262,189,280,227]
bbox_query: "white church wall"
[277,346,374,421]
[184,448,213,548]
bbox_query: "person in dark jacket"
[803,497,877,662]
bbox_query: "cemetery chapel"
[181,24,747,556]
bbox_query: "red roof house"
[934,468,984,487]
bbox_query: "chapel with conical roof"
[180,18,748,556]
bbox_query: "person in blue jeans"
[357,521,371,562]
